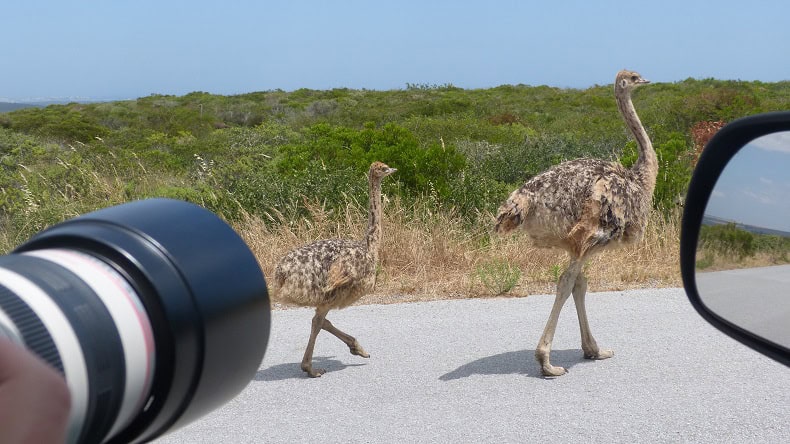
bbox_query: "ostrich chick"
[494,70,656,377]
[274,161,396,377]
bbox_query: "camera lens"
[0,198,270,444]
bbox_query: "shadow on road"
[439,349,592,380]
[254,356,367,381]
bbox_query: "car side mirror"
[681,111,790,367]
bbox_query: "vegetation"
[697,223,790,270]
[2,78,789,300]
[474,259,522,296]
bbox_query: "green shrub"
[474,259,521,295]
[699,223,756,259]
[274,122,467,203]
[0,78,788,241]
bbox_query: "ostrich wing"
[322,248,373,293]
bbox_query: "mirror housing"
[681,111,790,367]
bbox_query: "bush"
[699,223,756,259]
[6,105,108,142]
[275,122,467,203]
[474,259,521,295]
[0,78,787,241]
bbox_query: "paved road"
[696,264,790,348]
[154,288,789,444]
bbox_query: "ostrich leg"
[535,259,583,377]
[321,319,370,358]
[572,272,614,360]
[301,307,330,378]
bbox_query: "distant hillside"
[0,102,40,112]
[702,215,790,237]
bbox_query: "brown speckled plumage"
[275,239,376,309]
[494,70,655,377]
[274,161,396,377]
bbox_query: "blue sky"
[2,0,789,101]
[706,132,790,232]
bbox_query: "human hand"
[0,337,71,444]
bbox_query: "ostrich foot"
[301,364,326,378]
[350,340,370,358]
[536,349,567,377]
[541,364,568,377]
[584,349,614,360]
[535,346,568,377]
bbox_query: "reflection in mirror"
[696,131,790,349]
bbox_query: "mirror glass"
[696,130,790,349]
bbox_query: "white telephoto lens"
[0,266,89,444]
[25,249,156,441]
[0,305,23,343]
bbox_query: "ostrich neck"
[365,177,383,256]
[617,91,657,193]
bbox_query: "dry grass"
[695,250,789,273]
[234,196,682,308]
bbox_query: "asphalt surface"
[696,265,790,348]
[153,288,790,444]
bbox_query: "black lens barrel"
[13,198,271,444]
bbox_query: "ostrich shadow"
[439,349,594,380]
[254,356,367,382]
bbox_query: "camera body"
[0,198,271,443]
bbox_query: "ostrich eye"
[631,75,638,82]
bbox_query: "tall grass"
[0,176,682,308]
[0,126,683,306]
[236,195,682,306]
[0,137,683,308]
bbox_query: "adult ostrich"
[494,70,655,376]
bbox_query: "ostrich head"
[615,70,650,95]
[369,161,397,180]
